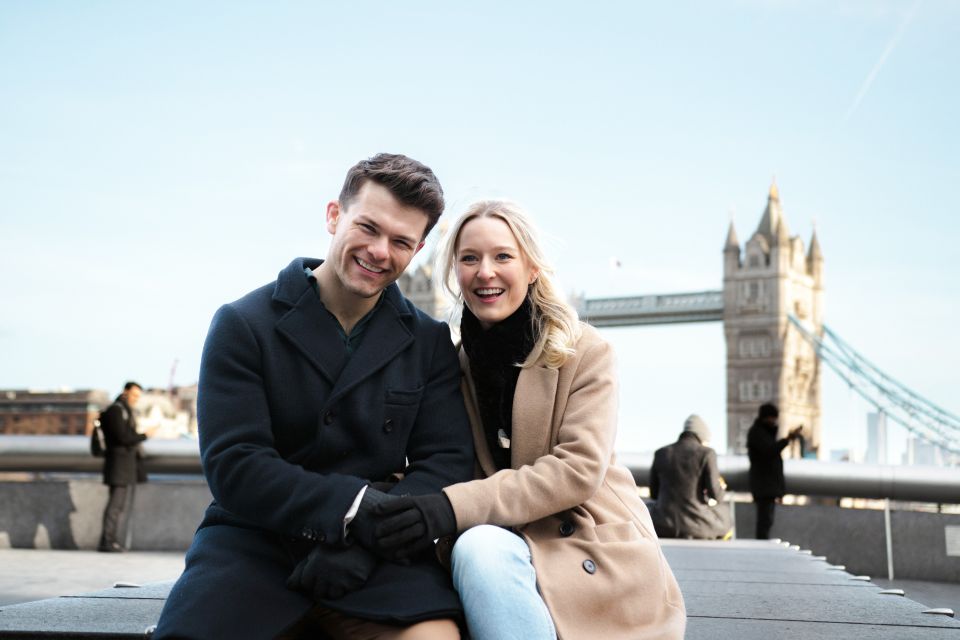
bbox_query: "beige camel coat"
[443,323,686,640]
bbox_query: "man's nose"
[368,236,389,261]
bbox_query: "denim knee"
[452,525,529,581]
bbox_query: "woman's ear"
[529,269,540,285]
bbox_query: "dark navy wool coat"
[154,258,474,639]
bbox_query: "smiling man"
[154,154,474,640]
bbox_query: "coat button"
[582,559,596,574]
[559,521,575,537]
[383,418,393,433]
[323,411,335,425]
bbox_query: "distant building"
[903,437,944,467]
[829,448,863,463]
[131,385,199,438]
[865,412,888,464]
[0,389,110,436]
[723,181,824,456]
[398,221,451,321]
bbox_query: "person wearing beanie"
[648,414,732,540]
[747,403,803,539]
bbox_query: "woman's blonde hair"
[436,199,582,369]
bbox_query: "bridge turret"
[807,228,824,282]
[723,221,741,273]
[724,181,823,458]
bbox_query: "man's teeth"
[356,258,384,273]
[476,288,504,296]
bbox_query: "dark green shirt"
[304,268,382,355]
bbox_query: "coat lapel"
[274,273,348,385]
[327,300,413,406]
[511,362,559,468]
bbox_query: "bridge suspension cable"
[788,315,960,455]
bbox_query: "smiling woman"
[369,199,687,640]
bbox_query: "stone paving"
[0,542,958,638]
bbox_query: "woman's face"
[455,216,538,329]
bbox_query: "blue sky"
[1,1,957,458]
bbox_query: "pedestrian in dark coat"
[98,381,152,552]
[153,154,474,640]
[649,414,732,539]
[747,403,802,539]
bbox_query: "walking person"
[372,200,686,640]
[98,381,155,552]
[747,403,802,540]
[649,414,732,540]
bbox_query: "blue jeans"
[451,525,557,640]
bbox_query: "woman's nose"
[477,258,495,279]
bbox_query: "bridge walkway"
[0,540,958,638]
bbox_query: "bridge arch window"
[739,335,771,358]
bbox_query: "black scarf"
[461,298,536,471]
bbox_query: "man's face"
[325,181,427,300]
[124,387,142,407]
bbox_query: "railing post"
[884,498,894,580]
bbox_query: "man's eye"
[359,223,375,234]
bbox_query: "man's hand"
[348,488,396,553]
[788,425,804,440]
[373,493,457,560]
[286,543,377,600]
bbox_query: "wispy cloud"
[843,0,923,122]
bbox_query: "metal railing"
[1,436,958,504]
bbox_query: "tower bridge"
[401,183,959,458]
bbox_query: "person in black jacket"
[746,403,803,539]
[98,381,154,552]
[153,154,475,640]
[649,414,732,539]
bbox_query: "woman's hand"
[374,493,457,560]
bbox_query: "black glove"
[347,487,395,552]
[374,493,457,560]
[286,543,377,601]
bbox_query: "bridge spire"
[755,177,790,246]
[724,220,740,250]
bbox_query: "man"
[747,403,802,539]
[649,414,732,540]
[98,381,155,552]
[154,154,475,639]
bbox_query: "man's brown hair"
[339,153,445,238]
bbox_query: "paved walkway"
[0,549,184,607]
[1,544,958,638]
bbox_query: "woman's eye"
[460,255,478,263]
[496,253,513,261]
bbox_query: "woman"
[375,200,686,640]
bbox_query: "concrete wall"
[1,477,958,583]
[734,502,960,582]
[0,476,210,551]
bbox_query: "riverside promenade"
[1,540,959,639]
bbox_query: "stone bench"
[0,540,957,639]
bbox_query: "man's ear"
[414,240,426,255]
[325,201,341,234]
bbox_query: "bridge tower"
[723,181,824,456]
